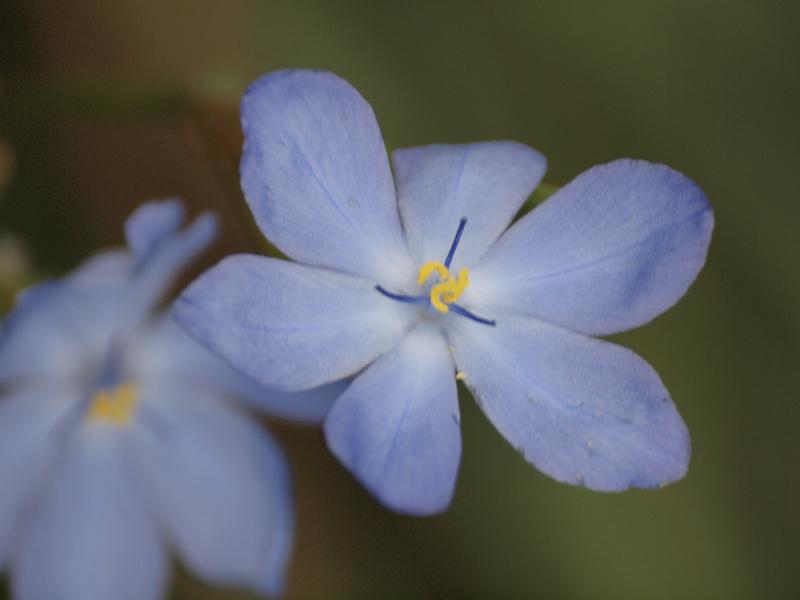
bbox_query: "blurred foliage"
[1,1,799,599]
[0,140,12,193]
[520,181,559,216]
[0,234,32,315]
[0,126,28,314]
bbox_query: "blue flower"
[0,200,341,599]
[176,70,714,516]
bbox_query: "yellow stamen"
[87,382,138,427]
[417,261,470,314]
[429,280,455,312]
[441,268,469,302]
[417,261,449,286]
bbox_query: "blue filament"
[374,285,429,305]
[375,285,496,327]
[449,303,497,326]
[444,217,467,268]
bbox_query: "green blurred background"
[1,1,798,598]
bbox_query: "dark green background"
[1,1,798,598]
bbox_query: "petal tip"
[241,69,358,131]
[124,197,186,259]
[323,384,459,517]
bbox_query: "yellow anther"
[430,280,455,312]
[457,268,469,288]
[441,268,469,302]
[417,261,449,286]
[87,382,138,427]
[418,262,470,314]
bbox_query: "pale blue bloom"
[0,200,341,599]
[176,70,714,516]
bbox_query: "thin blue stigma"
[374,285,429,305]
[449,303,496,326]
[443,217,467,269]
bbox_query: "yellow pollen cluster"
[87,381,138,427]
[417,261,470,313]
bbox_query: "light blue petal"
[0,249,142,384]
[0,386,73,569]
[0,283,69,382]
[468,160,714,336]
[175,255,414,391]
[127,211,217,322]
[13,427,168,600]
[129,315,345,423]
[80,205,216,326]
[249,379,346,424]
[0,250,144,384]
[10,280,60,314]
[0,204,215,386]
[67,250,134,289]
[446,313,690,491]
[392,142,546,267]
[124,198,185,261]
[240,70,416,286]
[0,282,110,384]
[325,323,460,515]
[132,384,292,596]
[0,206,215,385]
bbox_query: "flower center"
[87,381,138,427]
[417,261,470,313]
[374,218,495,326]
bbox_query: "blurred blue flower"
[176,70,714,516]
[0,200,342,599]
